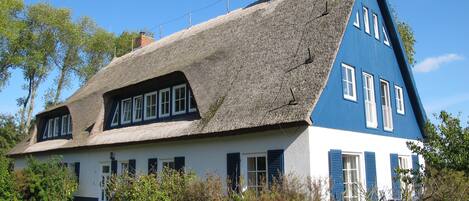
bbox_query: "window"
[162,159,175,170]
[342,64,357,101]
[383,26,390,46]
[67,115,72,134]
[247,154,267,193]
[172,84,187,115]
[159,89,170,118]
[53,117,60,137]
[120,161,129,175]
[353,11,360,28]
[188,90,197,112]
[111,103,120,127]
[373,13,379,40]
[395,86,405,115]
[48,119,54,138]
[398,156,411,189]
[62,115,69,136]
[363,73,377,128]
[363,7,370,34]
[380,80,393,131]
[343,154,361,201]
[133,96,143,122]
[144,92,157,120]
[121,98,132,124]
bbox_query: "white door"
[100,163,111,201]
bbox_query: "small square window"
[342,64,357,101]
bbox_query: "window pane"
[247,157,256,171]
[248,172,256,186]
[257,157,266,171]
[258,172,266,185]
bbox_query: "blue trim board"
[311,0,425,140]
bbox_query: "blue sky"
[1,0,468,123]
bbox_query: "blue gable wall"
[311,0,423,140]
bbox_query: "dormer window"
[38,107,73,142]
[172,84,187,115]
[105,73,199,130]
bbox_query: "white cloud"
[414,54,464,73]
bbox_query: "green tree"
[0,114,21,153]
[407,111,469,173]
[0,0,24,91]
[114,31,139,57]
[398,22,416,66]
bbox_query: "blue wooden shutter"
[111,160,117,174]
[148,158,158,175]
[365,152,378,201]
[129,159,136,177]
[329,149,343,201]
[74,162,80,184]
[227,153,240,192]
[390,153,401,199]
[411,155,420,170]
[267,149,284,185]
[174,157,185,172]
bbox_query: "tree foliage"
[398,22,416,66]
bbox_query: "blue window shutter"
[411,155,420,170]
[148,158,158,175]
[111,160,117,174]
[329,149,343,201]
[174,157,185,172]
[390,153,401,199]
[364,152,378,201]
[129,159,136,177]
[74,162,80,184]
[267,149,284,185]
[227,153,241,192]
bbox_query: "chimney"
[134,32,154,49]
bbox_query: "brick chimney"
[134,32,154,49]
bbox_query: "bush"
[0,154,18,200]
[15,156,78,201]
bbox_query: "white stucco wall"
[13,126,310,199]
[308,126,423,198]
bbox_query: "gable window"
[159,89,170,118]
[383,26,391,46]
[188,90,197,113]
[363,7,370,34]
[353,11,360,28]
[53,117,60,137]
[172,84,187,115]
[144,92,157,120]
[121,98,132,124]
[111,103,120,127]
[395,86,405,115]
[363,73,377,128]
[342,63,357,101]
[380,80,393,131]
[133,96,143,122]
[373,13,379,40]
[343,154,362,201]
[246,154,267,193]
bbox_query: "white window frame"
[47,119,53,138]
[188,90,197,113]
[398,155,412,190]
[160,158,175,171]
[119,161,129,175]
[363,73,378,128]
[144,92,158,120]
[53,117,60,137]
[61,115,68,136]
[111,103,120,127]
[242,153,268,193]
[353,11,360,28]
[121,98,132,125]
[342,63,357,101]
[342,152,366,201]
[159,88,171,118]
[395,85,405,115]
[133,96,143,122]
[363,6,370,34]
[380,80,393,131]
[67,115,72,134]
[172,84,187,115]
[372,13,380,40]
[383,26,390,46]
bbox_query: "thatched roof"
[9,0,355,156]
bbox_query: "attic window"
[372,13,379,40]
[172,84,187,115]
[363,7,370,34]
[111,103,120,127]
[342,63,357,101]
[133,96,143,122]
[383,26,391,46]
[121,98,132,124]
[39,108,73,142]
[144,92,157,120]
[159,89,170,118]
[353,11,360,28]
[189,90,197,112]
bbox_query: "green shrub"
[15,156,78,201]
[0,154,18,200]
